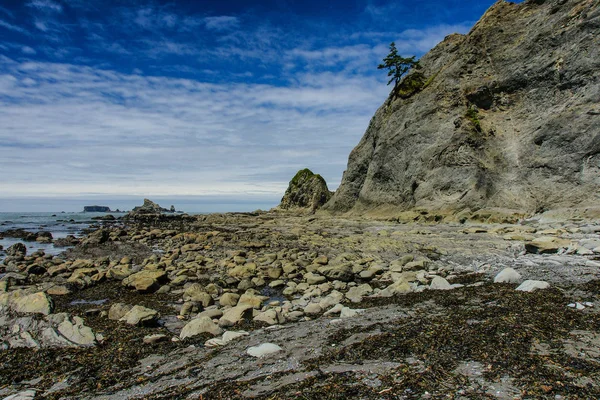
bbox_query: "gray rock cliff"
[325,0,600,217]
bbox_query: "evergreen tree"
[378,42,420,88]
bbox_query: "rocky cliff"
[325,0,600,218]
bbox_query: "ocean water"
[0,212,115,260]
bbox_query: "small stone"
[515,280,550,292]
[47,285,72,296]
[269,280,285,288]
[314,255,328,265]
[493,268,522,284]
[304,272,326,285]
[247,343,282,358]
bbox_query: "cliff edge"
[324,0,600,218]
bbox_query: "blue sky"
[0,0,501,211]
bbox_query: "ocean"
[0,212,114,261]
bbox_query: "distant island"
[83,205,111,212]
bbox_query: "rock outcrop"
[83,206,111,212]
[325,0,600,217]
[130,199,170,215]
[279,169,333,211]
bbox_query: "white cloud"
[21,46,37,55]
[27,0,63,13]
[0,56,387,198]
[0,19,29,35]
[204,16,240,31]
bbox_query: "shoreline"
[1,211,600,398]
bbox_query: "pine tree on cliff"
[378,42,420,98]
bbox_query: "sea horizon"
[0,195,280,214]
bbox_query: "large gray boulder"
[324,0,600,217]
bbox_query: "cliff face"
[325,0,600,216]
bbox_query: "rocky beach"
[2,201,600,399]
[1,0,599,398]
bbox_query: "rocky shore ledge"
[2,211,600,399]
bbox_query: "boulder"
[318,264,354,282]
[120,305,159,326]
[219,304,254,327]
[253,309,284,325]
[379,279,412,297]
[108,303,133,321]
[238,292,267,309]
[525,237,572,254]
[183,284,213,307]
[180,316,223,339]
[7,242,26,256]
[122,270,167,292]
[11,292,54,315]
[429,276,453,290]
[57,315,97,346]
[219,293,240,307]
[346,284,373,303]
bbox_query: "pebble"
[143,334,168,344]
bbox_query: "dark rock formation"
[7,242,26,256]
[325,0,600,216]
[279,169,334,211]
[83,206,111,212]
[1,229,52,242]
[130,199,169,215]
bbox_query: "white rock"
[3,390,36,400]
[204,338,226,347]
[340,307,364,319]
[247,343,282,358]
[205,330,249,347]
[515,280,550,292]
[429,276,452,290]
[493,268,522,284]
[584,302,594,307]
[222,330,249,343]
[576,302,585,310]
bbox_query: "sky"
[0,0,503,211]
